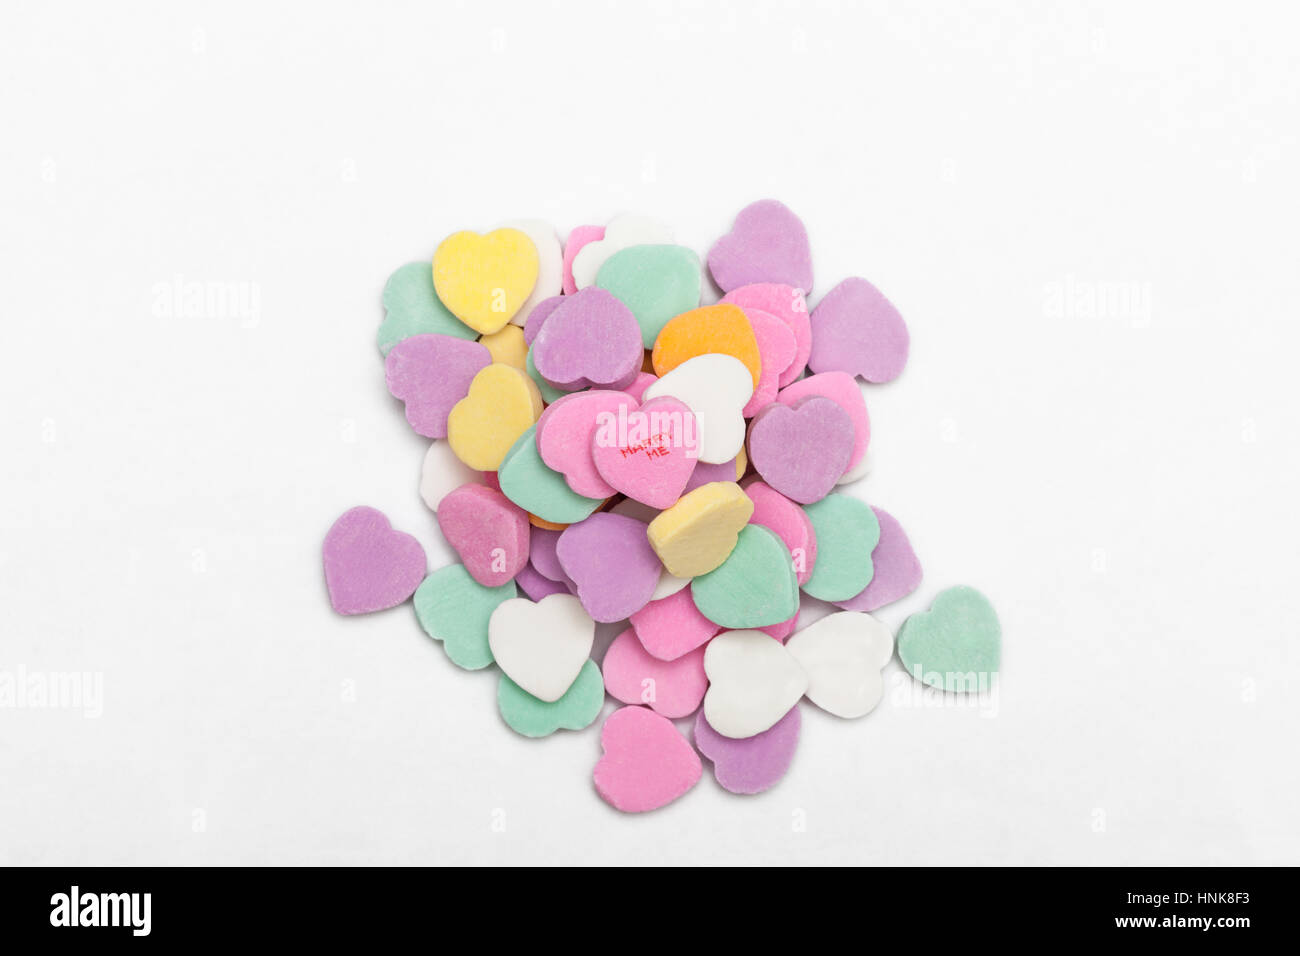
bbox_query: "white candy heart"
[419,440,482,512]
[643,354,753,464]
[785,611,893,718]
[650,566,692,601]
[703,630,809,739]
[498,219,562,326]
[488,594,594,702]
[570,213,674,290]
[837,448,872,485]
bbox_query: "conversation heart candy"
[413,564,517,670]
[385,334,491,439]
[571,214,674,290]
[746,396,855,504]
[498,425,605,524]
[643,354,753,464]
[497,659,604,737]
[527,526,572,585]
[702,630,808,739]
[651,304,762,392]
[694,705,800,794]
[691,524,799,629]
[595,244,702,347]
[488,593,594,702]
[623,371,659,403]
[418,441,483,513]
[522,294,565,345]
[593,706,702,813]
[740,308,798,416]
[833,507,921,612]
[537,390,638,499]
[742,479,817,585]
[801,494,881,602]
[591,396,699,509]
[323,506,426,615]
[531,287,643,391]
[498,219,562,328]
[775,371,870,477]
[647,481,754,577]
[562,225,605,295]
[436,484,529,587]
[478,323,528,369]
[649,566,692,601]
[722,283,812,387]
[708,199,813,295]
[629,586,721,662]
[514,562,569,602]
[602,627,708,718]
[433,228,539,333]
[683,451,747,495]
[808,276,909,383]
[378,261,478,354]
[556,513,661,623]
[447,364,543,470]
[897,586,1000,693]
[785,611,893,718]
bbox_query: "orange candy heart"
[651,304,761,390]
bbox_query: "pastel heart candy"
[897,586,1001,694]
[531,287,643,391]
[488,593,594,702]
[643,354,753,464]
[646,481,754,577]
[742,479,817,585]
[722,283,812,387]
[593,705,702,813]
[527,526,571,585]
[556,513,661,623]
[432,228,539,334]
[525,349,570,404]
[419,441,483,512]
[571,214,674,290]
[377,261,478,354]
[629,587,721,662]
[623,371,658,403]
[776,371,870,476]
[838,448,872,485]
[447,364,543,470]
[683,451,747,494]
[740,308,797,416]
[746,396,854,504]
[708,199,813,295]
[702,629,809,738]
[651,304,762,392]
[537,390,638,498]
[384,334,491,439]
[808,276,909,383]
[760,610,799,642]
[591,396,699,509]
[800,493,880,602]
[562,225,604,295]
[694,705,800,794]
[436,484,529,587]
[833,507,922,611]
[522,294,565,345]
[498,425,604,524]
[785,611,893,718]
[649,566,691,601]
[595,244,702,347]
[497,219,562,327]
[322,506,426,615]
[413,564,517,670]
[514,562,570,601]
[691,524,799,629]
[603,627,708,718]
[477,323,528,369]
[497,659,604,737]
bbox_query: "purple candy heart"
[515,562,569,601]
[322,506,427,615]
[746,396,854,504]
[808,277,909,383]
[523,295,565,346]
[528,527,572,586]
[531,287,643,391]
[694,704,800,795]
[707,199,814,295]
[683,457,741,494]
[833,506,922,612]
[556,513,660,623]
[385,333,491,438]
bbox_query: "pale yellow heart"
[433,228,539,334]
[647,481,755,577]
[448,364,543,471]
[478,324,529,370]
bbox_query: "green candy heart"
[413,565,516,670]
[498,425,604,524]
[801,494,880,602]
[525,349,569,404]
[377,262,478,354]
[897,586,1001,693]
[497,659,604,737]
[595,244,702,347]
[691,525,799,628]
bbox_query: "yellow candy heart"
[478,324,529,370]
[448,364,544,471]
[433,228,539,334]
[646,481,755,577]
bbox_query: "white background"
[2,0,1297,866]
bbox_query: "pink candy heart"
[322,506,427,614]
[530,287,642,391]
[629,587,721,661]
[593,706,702,813]
[722,283,812,387]
[384,334,491,438]
[602,628,708,719]
[776,371,870,476]
[562,225,605,295]
[743,479,817,585]
[537,390,638,498]
[808,276,909,383]
[746,396,854,504]
[740,308,798,417]
[708,199,814,295]
[591,395,699,509]
[436,484,529,587]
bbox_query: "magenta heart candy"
[683,456,742,494]
[740,308,798,417]
[694,704,800,795]
[556,513,661,623]
[537,389,638,498]
[562,225,605,295]
[514,562,569,601]
[808,276,909,383]
[708,200,814,295]
[436,484,530,587]
[528,527,572,587]
[629,587,721,662]
[594,706,702,813]
[522,295,565,345]
[384,334,491,438]
[722,283,812,387]
[775,371,870,476]
[591,395,699,509]
[833,506,922,612]
[322,506,427,614]
[746,396,854,504]
[602,627,708,719]
[531,287,642,391]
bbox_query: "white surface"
[1,0,1298,866]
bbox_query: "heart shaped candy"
[643,354,753,465]
[570,214,674,290]
[742,479,817,585]
[488,594,594,702]
[800,493,880,602]
[702,630,809,739]
[593,706,702,813]
[377,262,478,354]
[808,276,909,383]
[436,484,529,587]
[785,611,893,718]
[602,627,708,718]
[629,587,721,662]
[694,705,800,795]
[432,228,539,334]
[646,481,754,577]
[413,564,517,670]
[746,396,855,505]
[498,425,605,525]
[384,334,491,439]
[537,390,638,498]
[740,308,798,416]
[721,283,812,387]
[322,506,426,615]
[562,225,605,294]
[497,659,604,737]
[556,513,661,623]
[776,371,871,477]
[691,525,799,629]
[596,244,703,347]
[418,441,483,513]
[833,507,922,612]
[531,287,643,391]
[591,396,699,509]
[707,199,813,294]
[514,563,570,601]
[651,304,762,392]
[447,364,543,471]
[478,323,528,369]
[897,586,1000,693]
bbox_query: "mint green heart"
[801,494,880,602]
[413,564,516,670]
[497,659,604,737]
[377,262,478,354]
[595,244,702,347]
[897,586,1000,693]
[498,425,604,524]
[691,525,799,628]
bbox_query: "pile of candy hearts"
[322,200,1001,812]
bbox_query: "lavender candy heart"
[556,513,661,623]
[523,295,565,345]
[833,507,922,612]
[746,396,854,505]
[808,277,909,384]
[528,527,573,587]
[384,333,491,438]
[515,562,570,602]
[707,199,814,295]
[694,704,801,795]
[683,457,741,494]
[531,287,642,391]
[323,506,427,614]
